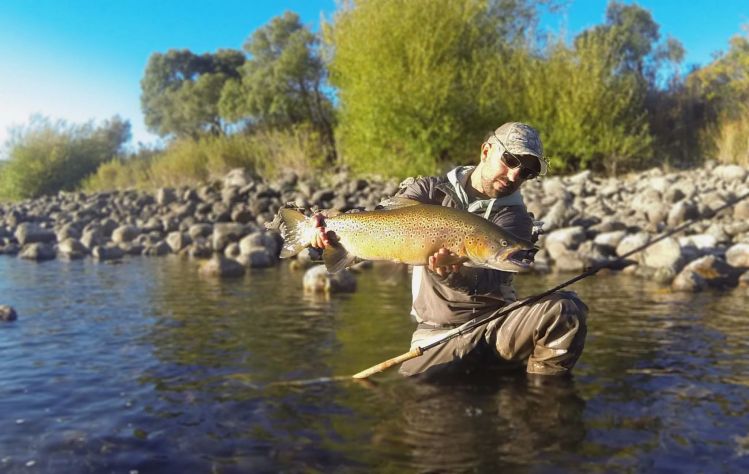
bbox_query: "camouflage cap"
[492,122,547,176]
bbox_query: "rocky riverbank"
[1,164,749,293]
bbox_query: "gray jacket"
[398,167,533,326]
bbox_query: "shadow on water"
[1,256,749,472]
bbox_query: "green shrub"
[0,116,130,200]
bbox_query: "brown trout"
[273,197,537,273]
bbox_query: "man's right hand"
[310,213,335,249]
[427,248,462,278]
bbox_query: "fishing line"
[352,189,749,379]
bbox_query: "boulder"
[544,226,586,251]
[156,188,177,206]
[672,255,741,291]
[593,230,627,252]
[616,232,650,258]
[144,241,171,257]
[58,238,87,259]
[641,237,683,270]
[14,223,56,246]
[302,265,357,293]
[733,200,749,221]
[0,305,17,322]
[19,242,56,261]
[236,248,274,268]
[80,227,105,250]
[111,225,140,244]
[712,164,747,182]
[223,168,252,188]
[289,248,321,270]
[166,231,192,253]
[92,245,125,261]
[212,223,247,252]
[726,243,749,268]
[188,223,213,240]
[199,255,246,278]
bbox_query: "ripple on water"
[1,257,749,472]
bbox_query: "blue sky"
[1,0,747,154]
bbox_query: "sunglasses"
[492,132,539,181]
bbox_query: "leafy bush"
[325,0,540,178]
[0,116,130,200]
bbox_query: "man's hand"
[310,213,337,249]
[427,248,462,278]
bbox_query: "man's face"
[479,144,538,198]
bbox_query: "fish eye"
[500,240,508,247]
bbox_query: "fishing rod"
[352,189,749,380]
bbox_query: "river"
[1,256,748,472]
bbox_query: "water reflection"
[2,257,749,472]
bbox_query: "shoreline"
[1,164,748,293]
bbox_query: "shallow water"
[1,256,748,473]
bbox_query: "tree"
[325,0,543,177]
[219,12,336,161]
[141,49,245,139]
[0,116,131,200]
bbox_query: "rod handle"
[351,347,423,379]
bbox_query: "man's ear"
[480,143,491,163]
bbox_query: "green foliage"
[219,12,336,161]
[141,49,245,138]
[82,125,328,192]
[513,33,654,174]
[0,116,131,200]
[325,0,542,178]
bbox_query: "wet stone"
[0,305,18,321]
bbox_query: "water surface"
[1,256,748,472]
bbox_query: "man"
[313,122,588,378]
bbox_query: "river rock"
[92,245,125,261]
[726,243,749,268]
[223,168,252,188]
[673,255,741,291]
[0,305,17,322]
[199,255,246,278]
[236,248,274,268]
[545,226,586,251]
[672,269,708,292]
[80,227,105,250]
[302,265,357,293]
[224,242,241,259]
[14,223,56,246]
[188,223,213,240]
[19,242,55,261]
[593,230,627,252]
[239,232,280,258]
[289,248,321,270]
[641,237,683,270]
[186,240,213,259]
[58,238,87,259]
[56,223,81,242]
[712,164,747,182]
[733,200,749,221]
[212,223,247,252]
[616,232,650,258]
[156,188,177,206]
[111,225,140,244]
[166,231,192,253]
[144,241,171,256]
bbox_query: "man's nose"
[507,166,522,182]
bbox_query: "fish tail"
[276,208,315,258]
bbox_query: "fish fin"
[277,208,312,258]
[322,243,357,273]
[377,196,422,210]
